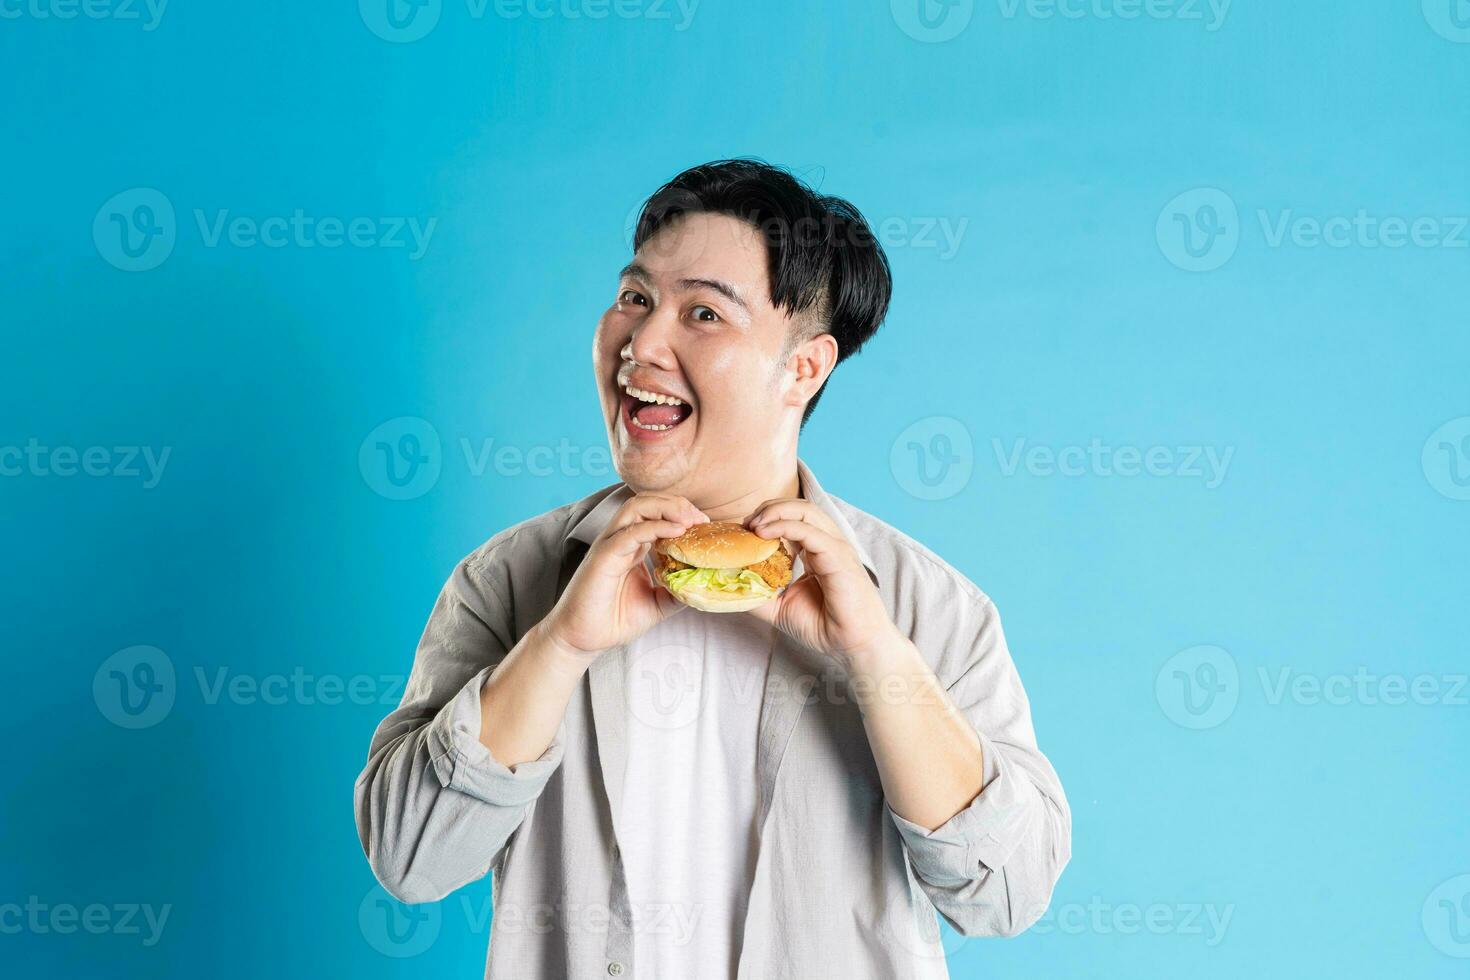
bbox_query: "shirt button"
[608,962,625,976]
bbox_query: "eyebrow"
[618,263,750,313]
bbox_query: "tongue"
[634,402,688,427]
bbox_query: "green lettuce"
[663,567,776,599]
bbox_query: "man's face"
[593,211,814,506]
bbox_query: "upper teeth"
[625,385,684,406]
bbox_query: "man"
[355,159,1070,979]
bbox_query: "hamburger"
[652,521,794,612]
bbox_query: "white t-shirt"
[619,609,777,980]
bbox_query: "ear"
[784,332,839,411]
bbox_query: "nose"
[623,304,679,372]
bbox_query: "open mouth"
[620,383,694,434]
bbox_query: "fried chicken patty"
[653,542,793,590]
[745,545,793,590]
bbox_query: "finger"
[744,497,802,523]
[599,519,694,562]
[744,593,779,625]
[607,494,708,535]
[624,557,675,608]
[746,575,819,631]
[745,499,838,535]
[745,496,803,518]
[749,518,857,578]
[648,571,691,620]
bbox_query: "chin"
[611,442,690,493]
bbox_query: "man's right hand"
[540,493,708,661]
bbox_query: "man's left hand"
[744,498,900,668]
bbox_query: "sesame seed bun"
[653,521,780,568]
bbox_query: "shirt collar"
[564,458,879,584]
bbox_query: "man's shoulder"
[460,483,621,574]
[826,492,995,611]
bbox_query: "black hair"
[632,159,892,424]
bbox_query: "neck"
[688,426,803,521]
[694,464,802,523]
[630,421,804,522]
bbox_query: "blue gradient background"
[3,1,1468,977]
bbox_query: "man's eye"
[691,305,719,323]
[618,290,648,306]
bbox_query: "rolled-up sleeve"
[425,662,566,806]
[890,592,1071,937]
[354,552,565,904]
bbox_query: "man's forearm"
[849,632,988,831]
[478,621,590,768]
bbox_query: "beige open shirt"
[355,461,1071,979]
